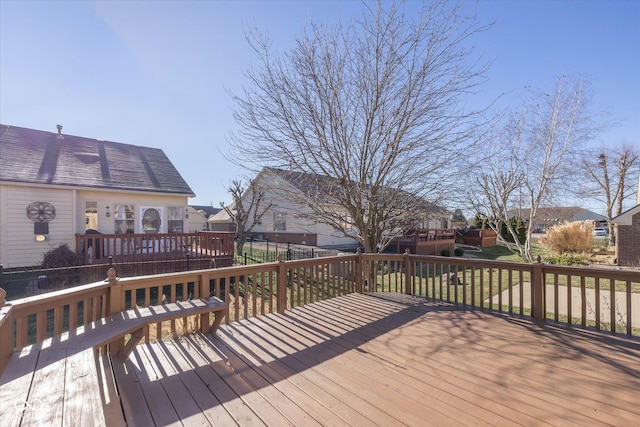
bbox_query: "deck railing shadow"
[512,315,640,379]
[113,296,458,420]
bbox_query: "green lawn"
[466,243,551,262]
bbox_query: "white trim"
[0,180,194,197]
[612,204,640,226]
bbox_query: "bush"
[454,248,464,257]
[539,221,594,254]
[500,216,527,244]
[440,248,451,257]
[472,213,489,229]
[544,252,590,266]
[39,244,84,289]
[41,243,84,268]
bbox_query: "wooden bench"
[0,297,227,426]
[65,296,227,359]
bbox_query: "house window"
[85,201,98,231]
[342,213,353,231]
[115,204,134,234]
[168,206,185,233]
[140,206,162,234]
[273,213,286,231]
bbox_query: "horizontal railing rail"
[1,251,637,376]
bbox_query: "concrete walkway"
[491,283,640,328]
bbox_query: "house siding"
[617,212,640,267]
[2,184,73,268]
[0,183,189,268]
[247,176,360,249]
[0,185,7,268]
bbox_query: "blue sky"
[1,0,639,212]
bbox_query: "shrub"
[41,243,84,268]
[39,244,84,289]
[454,248,464,257]
[440,248,451,257]
[539,221,594,254]
[472,213,489,229]
[500,216,527,244]
[544,252,590,266]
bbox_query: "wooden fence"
[1,251,638,376]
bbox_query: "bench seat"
[0,297,227,426]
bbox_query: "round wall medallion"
[26,202,56,223]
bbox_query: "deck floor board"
[105,293,640,426]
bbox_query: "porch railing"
[390,228,456,255]
[75,231,235,264]
[1,251,638,376]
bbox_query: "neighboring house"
[208,204,236,233]
[0,124,195,268]
[186,205,221,232]
[217,167,450,250]
[611,175,640,267]
[510,207,608,233]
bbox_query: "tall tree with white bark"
[469,75,597,262]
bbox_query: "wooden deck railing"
[390,228,456,255]
[1,252,638,376]
[75,231,235,265]
[363,252,639,335]
[457,228,498,247]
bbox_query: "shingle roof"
[0,124,194,195]
[190,205,221,218]
[263,167,449,214]
[512,207,607,223]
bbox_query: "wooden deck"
[112,293,640,426]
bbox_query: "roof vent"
[56,124,63,139]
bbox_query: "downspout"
[72,189,77,252]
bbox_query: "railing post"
[532,256,545,321]
[107,267,122,315]
[276,255,287,314]
[404,249,413,295]
[355,249,363,293]
[106,267,124,354]
[198,272,211,333]
[0,286,13,376]
[198,273,209,300]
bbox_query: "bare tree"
[228,1,490,253]
[581,143,639,244]
[469,75,596,262]
[221,179,273,255]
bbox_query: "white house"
[208,204,236,233]
[212,167,450,251]
[0,124,195,268]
